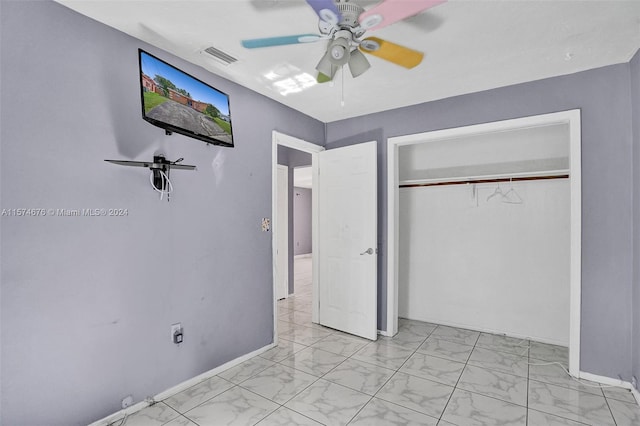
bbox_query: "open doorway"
[272,131,378,341]
[271,131,324,343]
[292,166,313,299]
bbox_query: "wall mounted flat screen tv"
[139,49,234,147]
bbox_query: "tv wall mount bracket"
[105,155,196,201]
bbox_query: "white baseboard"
[579,371,628,387]
[398,316,567,347]
[579,371,640,406]
[378,329,394,337]
[89,343,276,426]
[294,253,312,259]
[632,385,640,405]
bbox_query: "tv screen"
[139,49,234,147]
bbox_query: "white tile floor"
[117,257,640,426]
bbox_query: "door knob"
[360,248,374,255]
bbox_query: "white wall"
[398,178,570,345]
[399,123,569,182]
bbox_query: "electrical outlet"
[171,323,183,344]
[121,395,133,409]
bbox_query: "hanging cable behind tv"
[104,155,196,201]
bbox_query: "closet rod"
[399,174,569,188]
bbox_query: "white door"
[318,141,377,340]
[276,165,288,300]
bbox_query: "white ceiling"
[55,0,640,123]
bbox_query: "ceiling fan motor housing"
[336,1,365,28]
[319,0,366,37]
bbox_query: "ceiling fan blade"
[241,34,324,49]
[359,37,424,69]
[305,0,342,25]
[359,0,447,31]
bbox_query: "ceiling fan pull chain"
[341,66,345,107]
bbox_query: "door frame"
[272,131,324,344]
[276,164,289,301]
[386,109,582,376]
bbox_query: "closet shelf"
[399,169,569,188]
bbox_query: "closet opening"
[387,110,581,375]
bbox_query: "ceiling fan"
[241,0,446,82]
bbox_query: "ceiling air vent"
[204,46,238,65]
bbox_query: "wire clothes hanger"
[486,183,504,202]
[502,177,523,204]
[486,177,523,204]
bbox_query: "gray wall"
[326,60,637,381]
[632,48,640,390]
[293,187,312,255]
[0,1,324,425]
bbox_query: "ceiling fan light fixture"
[348,49,370,78]
[316,52,337,77]
[328,37,351,66]
[317,72,332,84]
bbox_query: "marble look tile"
[280,347,347,377]
[284,379,371,426]
[323,358,395,395]
[475,333,529,356]
[307,321,333,331]
[398,318,438,336]
[218,357,276,384]
[603,386,638,404]
[184,386,278,425]
[292,296,312,303]
[527,409,592,425]
[441,388,526,426]
[467,347,529,378]
[163,416,199,426]
[430,325,480,346]
[255,406,323,425]
[310,332,368,357]
[528,380,616,425]
[379,329,428,350]
[399,352,466,386]
[259,340,307,362]
[239,363,317,404]
[277,306,292,315]
[279,309,313,326]
[352,341,415,370]
[277,298,296,309]
[528,363,603,396]
[121,402,179,426]
[292,303,313,314]
[608,398,640,426]
[163,376,235,413]
[349,397,439,426]
[529,341,569,365]
[376,371,454,418]
[279,325,332,346]
[456,365,527,406]
[277,320,296,334]
[418,337,474,362]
